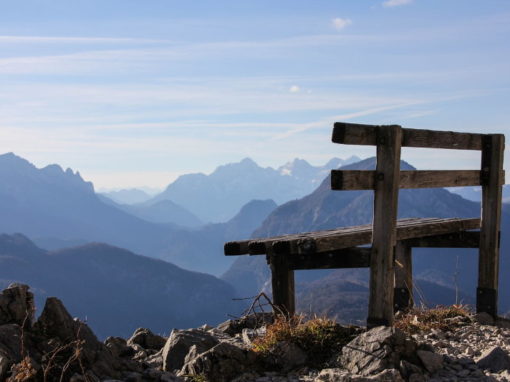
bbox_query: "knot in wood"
[297,238,316,254]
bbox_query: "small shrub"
[395,305,471,334]
[252,315,360,368]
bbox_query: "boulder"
[162,329,219,371]
[104,337,135,358]
[476,346,510,372]
[340,326,417,376]
[266,340,308,372]
[0,284,35,327]
[0,324,23,362]
[216,313,274,336]
[179,342,256,382]
[0,352,11,381]
[416,350,443,373]
[34,297,126,379]
[127,328,166,351]
[35,297,102,353]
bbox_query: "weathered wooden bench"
[225,122,505,327]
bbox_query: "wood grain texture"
[270,250,295,316]
[332,122,485,150]
[404,231,480,248]
[394,242,413,311]
[286,247,371,270]
[226,218,480,256]
[478,134,505,317]
[368,125,402,327]
[331,170,497,190]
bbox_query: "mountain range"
[222,157,510,320]
[450,185,510,203]
[0,233,238,339]
[150,156,360,223]
[100,188,154,205]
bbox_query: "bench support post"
[270,253,295,316]
[394,242,413,312]
[368,125,402,327]
[478,134,504,317]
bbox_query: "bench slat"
[224,217,480,256]
[331,170,503,190]
[332,122,484,150]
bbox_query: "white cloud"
[382,0,413,8]
[332,18,352,31]
[289,85,300,93]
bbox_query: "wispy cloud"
[382,0,413,8]
[0,35,167,44]
[332,18,353,31]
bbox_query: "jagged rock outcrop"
[0,283,34,328]
[0,284,178,381]
[1,284,510,381]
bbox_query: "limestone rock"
[179,342,256,382]
[268,340,308,372]
[127,328,166,351]
[105,336,135,358]
[340,326,417,376]
[0,284,34,327]
[476,346,510,372]
[0,352,11,380]
[162,329,219,371]
[216,313,274,336]
[315,368,404,381]
[0,324,23,363]
[416,350,443,373]
[35,297,102,354]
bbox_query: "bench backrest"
[331,122,505,325]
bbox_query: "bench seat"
[225,217,480,257]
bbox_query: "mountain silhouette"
[0,233,237,339]
[150,156,359,223]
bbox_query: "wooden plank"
[397,218,480,241]
[394,242,413,312]
[331,170,375,190]
[332,122,484,150]
[272,218,479,255]
[404,231,480,248]
[368,125,402,327]
[399,170,499,189]
[269,250,295,316]
[224,240,250,256]
[226,217,480,256]
[478,134,505,317]
[331,170,499,190]
[286,247,371,270]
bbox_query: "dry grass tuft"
[252,314,360,368]
[395,305,471,334]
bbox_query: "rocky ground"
[1,284,510,381]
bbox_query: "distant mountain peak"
[0,152,36,170]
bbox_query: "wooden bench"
[225,122,505,327]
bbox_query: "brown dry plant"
[395,305,471,334]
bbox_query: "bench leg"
[368,125,402,328]
[270,254,295,316]
[477,134,504,318]
[394,242,413,312]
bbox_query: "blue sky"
[0,0,509,189]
